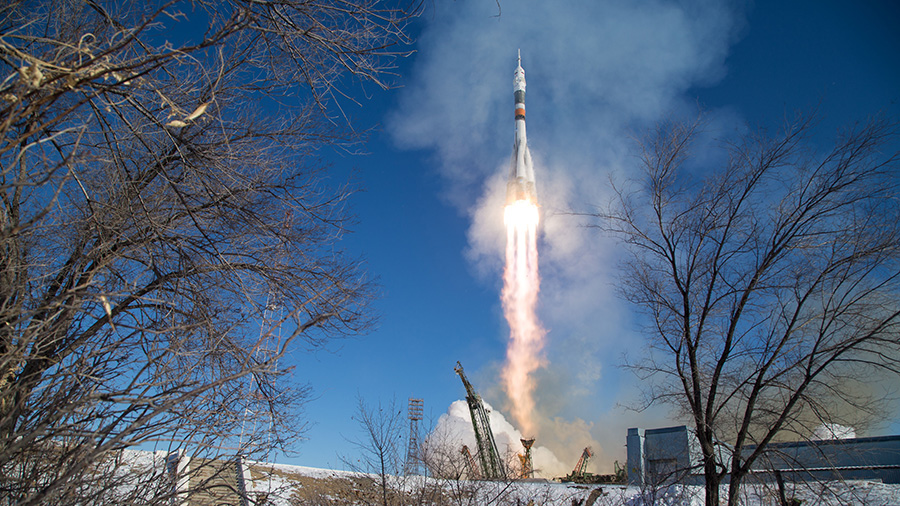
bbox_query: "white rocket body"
[507,53,537,205]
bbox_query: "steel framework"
[454,361,506,480]
[403,398,424,475]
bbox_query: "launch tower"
[454,361,506,480]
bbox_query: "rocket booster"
[507,51,537,205]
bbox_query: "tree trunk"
[703,458,721,506]
[727,472,745,506]
[775,470,788,506]
[381,454,389,506]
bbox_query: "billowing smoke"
[427,400,567,479]
[389,0,744,470]
[813,424,856,440]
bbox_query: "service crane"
[563,447,594,482]
[461,445,481,480]
[454,361,506,480]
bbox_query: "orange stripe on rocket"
[507,50,538,205]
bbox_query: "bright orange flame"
[501,199,544,437]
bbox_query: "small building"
[159,450,252,505]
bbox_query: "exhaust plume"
[501,200,543,437]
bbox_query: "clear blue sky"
[278,0,900,472]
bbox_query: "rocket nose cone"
[514,54,526,92]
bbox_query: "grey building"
[626,425,900,486]
[748,435,900,484]
[626,426,704,486]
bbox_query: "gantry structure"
[519,438,535,479]
[454,361,506,480]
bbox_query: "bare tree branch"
[591,112,900,506]
[0,1,419,503]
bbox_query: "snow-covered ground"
[244,460,900,506]
[101,449,899,505]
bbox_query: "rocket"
[507,50,537,205]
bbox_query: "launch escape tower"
[454,361,506,480]
[404,398,424,475]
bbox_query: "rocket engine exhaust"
[501,52,544,438]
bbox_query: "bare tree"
[342,396,407,506]
[596,114,900,506]
[0,1,419,504]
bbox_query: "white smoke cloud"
[390,0,745,470]
[428,400,568,479]
[812,424,856,441]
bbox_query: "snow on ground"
[244,459,900,506]
[105,450,899,505]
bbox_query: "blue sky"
[281,0,900,473]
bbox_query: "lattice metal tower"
[519,437,535,479]
[239,297,283,462]
[404,398,424,475]
[454,361,506,480]
[461,445,481,480]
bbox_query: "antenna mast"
[404,398,424,475]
